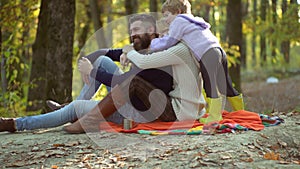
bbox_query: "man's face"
[129,20,153,51]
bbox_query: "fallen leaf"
[260,133,269,139]
[53,143,65,148]
[65,141,80,147]
[51,165,58,169]
[247,145,255,149]
[240,157,254,162]
[31,146,40,152]
[292,160,300,164]
[277,139,287,147]
[270,144,280,150]
[263,151,281,161]
[279,161,291,164]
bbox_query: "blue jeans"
[16,56,125,131]
[16,100,124,131]
[77,56,123,100]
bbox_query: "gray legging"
[199,47,239,98]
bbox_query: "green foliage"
[0,0,39,116]
[221,42,241,68]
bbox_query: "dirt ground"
[0,75,299,169]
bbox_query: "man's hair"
[129,14,157,32]
[162,0,191,14]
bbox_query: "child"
[150,0,244,124]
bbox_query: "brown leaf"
[263,151,281,161]
[65,141,80,147]
[51,165,59,169]
[53,143,65,148]
[277,139,287,147]
[279,161,291,164]
[240,158,254,162]
[292,160,300,164]
[260,133,269,139]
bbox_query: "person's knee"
[93,56,110,67]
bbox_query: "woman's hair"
[162,0,191,14]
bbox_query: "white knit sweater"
[127,42,206,121]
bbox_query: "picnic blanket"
[98,110,284,135]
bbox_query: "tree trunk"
[27,0,49,111]
[251,0,257,67]
[271,0,277,58]
[0,26,8,97]
[125,0,138,42]
[77,3,91,57]
[280,0,290,63]
[89,0,107,48]
[241,0,249,68]
[125,0,138,15]
[27,0,75,112]
[203,4,210,22]
[150,0,158,12]
[106,0,113,47]
[226,0,242,92]
[211,3,216,35]
[260,0,267,66]
[0,0,10,107]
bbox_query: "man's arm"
[83,48,123,63]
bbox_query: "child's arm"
[150,35,179,52]
[151,16,190,53]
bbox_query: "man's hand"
[120,53,130,67]
[78,57,93,77]
[122,44,134,54]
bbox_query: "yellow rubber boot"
[228,94,244,111]
[199,97,223,124]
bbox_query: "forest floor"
[0,75,300,169]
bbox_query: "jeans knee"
[93,56,110,67]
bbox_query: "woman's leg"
[77,56,123,100]
[15,100,99,131]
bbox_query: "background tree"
[226,0,243,92]
[27,0,75,112]
[271,0,277,58]
[260,0,267,66]
[281,0,290,63]
[251,0,257,67]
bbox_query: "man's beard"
[131,33,152,52]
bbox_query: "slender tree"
[271,0,277,58]
[89,0,107,48]
[241,0,249,68]
[280,0,290,63]
[0,0,10,100]
[260,0,267,66]
[226,0,243,91]
[150,0,158,12]
[77,2,92,56]
[251,0,257,67]
[125,0,138,15]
